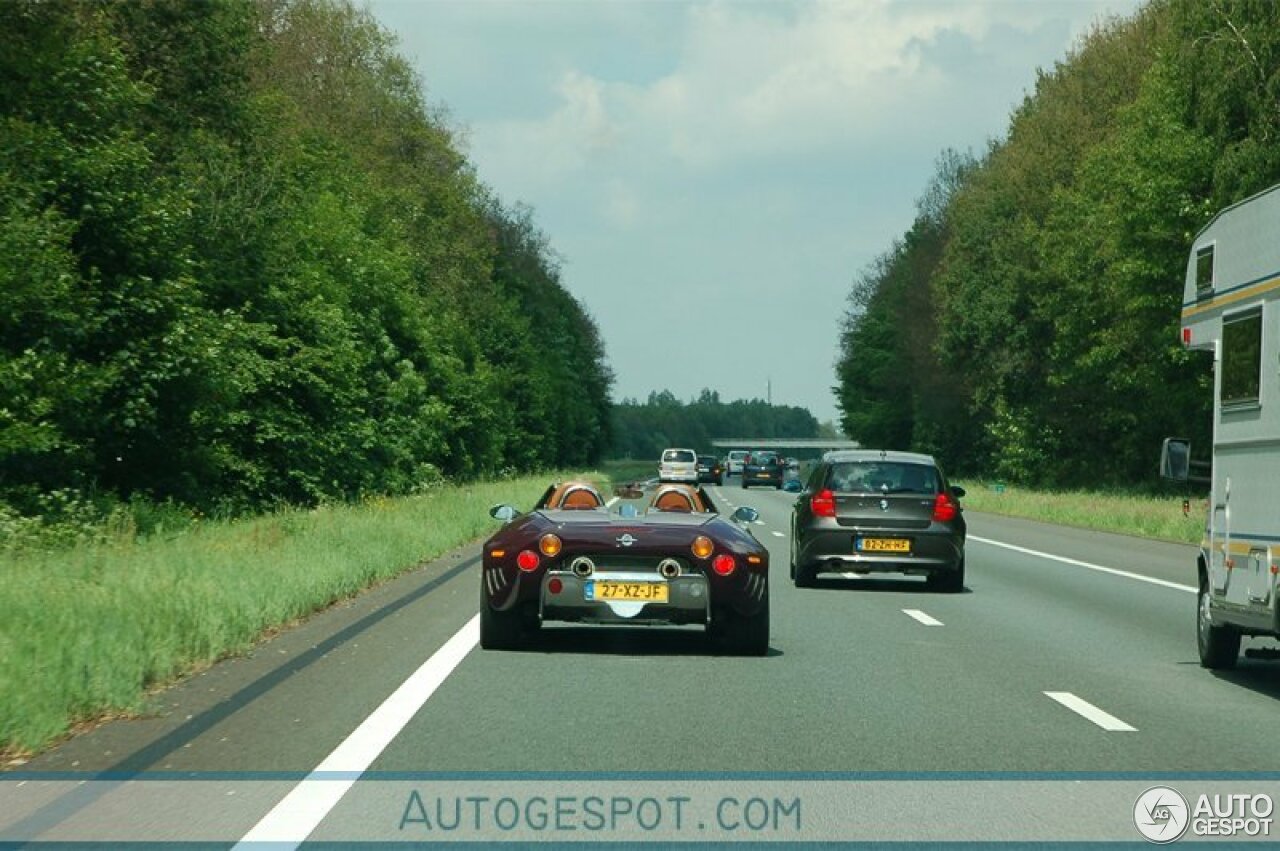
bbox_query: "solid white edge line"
[235,615,481,848]
[1043,691,1137,732]
[968,535,1196,593]
[902,608,944,627]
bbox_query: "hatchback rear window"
[663,450,695,463]
[826,462,938,494]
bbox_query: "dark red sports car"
[480,481,770,654]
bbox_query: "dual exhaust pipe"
[568,557,682,579]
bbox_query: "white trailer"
[1164,182,1280,668]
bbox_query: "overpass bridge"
[710,438,860,452]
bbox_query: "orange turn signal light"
[490,549,506,559]
[692,536,714,559]
[539,534,563,557]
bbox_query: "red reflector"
[516,550,540,572]
[712,554,736,576]
[932,493,957,522]
[548,577,563,594]
[811,488,836,518]
[1182,327,1191,345]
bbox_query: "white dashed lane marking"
[902,609,943,627]
[1043,691,1137,732]
[771,531,785,538]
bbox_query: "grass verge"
[598,458,658,485]
[955,480,1204,545]
[0,473,589,761]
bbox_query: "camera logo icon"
[1134,786,1190,843]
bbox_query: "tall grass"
[0,474,576,758]
[599,458,658,485]
[956,481,1204,544]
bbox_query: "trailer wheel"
[1197,585,1240,669]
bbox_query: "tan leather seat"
[652,487,696,513]
[560,486,604,510]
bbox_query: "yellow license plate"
[757,472,770,477]
[586,581,669,602]
[858,537,911,553]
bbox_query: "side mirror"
[731,506,759,525]
[489,504,518,522]
[951,485,967,499]
[619,503,639,519]
[1160,438,1190,482]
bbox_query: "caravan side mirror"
[1160,438,1191,482]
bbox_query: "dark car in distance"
[696,455,724,485]
[480,481,770,654]
[790,450,966,591]
[741,451,783,490]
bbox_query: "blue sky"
[369,0,1144,425]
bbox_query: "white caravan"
[1164,182,1280,668]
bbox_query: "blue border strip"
[0,839,1223,844]
[7,770,1280,781]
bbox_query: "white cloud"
[472,0,1127,189]
[398,0,1143,420]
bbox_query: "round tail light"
[691,535,714,559]
[516,550,540,572]
[712,554,736,576]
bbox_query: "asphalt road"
[7,480,1280,843]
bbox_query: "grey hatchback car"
[789,450,966,591]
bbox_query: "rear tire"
[717,595,770,656]
[927,557,965,593]
[1198,585,1240,669]
[793,563,815,588]
[480,590,527,650]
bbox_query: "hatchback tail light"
[811,488,836,518]
[712,554,736,576]
[932,492,957,522]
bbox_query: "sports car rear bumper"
[539,570,711,625]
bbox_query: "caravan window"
[1221,309,1262,407]
[1196,244,1215,296]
